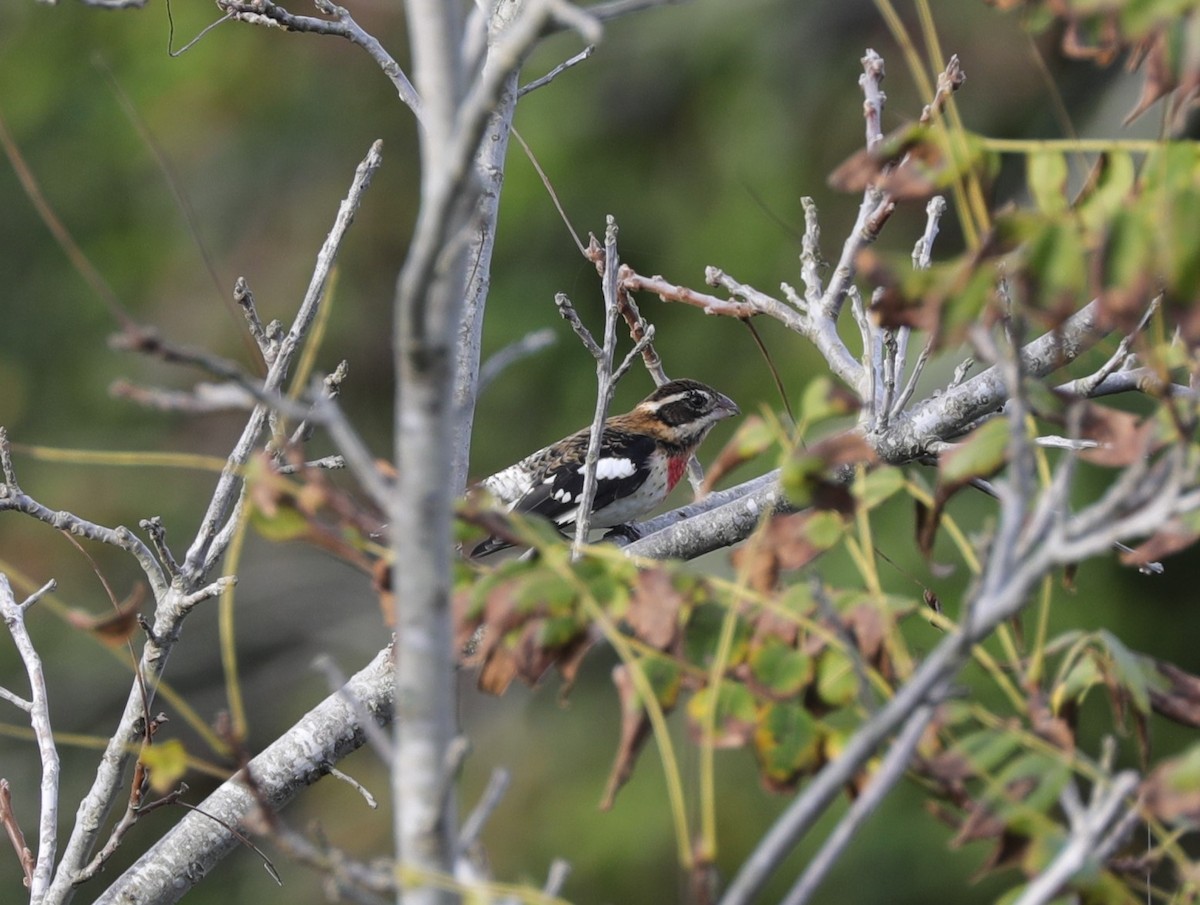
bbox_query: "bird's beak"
[715,392,740,419]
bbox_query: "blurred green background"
[0,1,1195,903]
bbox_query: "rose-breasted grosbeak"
[471,378,739,556]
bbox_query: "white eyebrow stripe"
[582,457,637,480]
[641,392,688,412]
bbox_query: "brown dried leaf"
[1148,659,1200,729]
[827,124,940,201]
[1061,17,1122,65]
[1125,30,1177,125]
[750,605,800,648]
[846,603,887,665]
[1144,754,1200,826]
[1078,405,1158,467]
[65,585,144,646]
[1029,691,1075,752]
[627,569,684,649]
[601,663,654,810]
[923,749,974,795]
[974,830,1032,881]
[810,432,879,470]
[555,632,596,696]
[478,645,519,696]
[731,512,831,594]
[1119,518,1200,568]
[373,560,394,627]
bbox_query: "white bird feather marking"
[586,457,636,481]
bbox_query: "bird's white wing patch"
[484,463,537,506]
[585,457,637,481]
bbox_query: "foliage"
[4,1,1200,905]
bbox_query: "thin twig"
[1011,773,1141,905]
[573,218,623,555]
[518,45,595,96]
[182,140,383,580]
[780,702,939,905]
[218,0,423,120]
[555,292,604,360]
[477,328,557,392]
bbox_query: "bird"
[471,378,739,556]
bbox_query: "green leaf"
[1163,185,1200,309]
[1028,149,1069,214]
[639,657,683,709]
[989,752,1071,831]
[951,728,1021,776]
[139,739,190,794]
[1078,151,1137,232]
[940,417,1011,486]
[1024,219,1088,305]
[1098,629,1151,714]
[754,702,822,784]
[803,510,844,549]
[1051,654,1102,713]
[683,603,750,668]
[815,647,858,708]
[854,466,906,510]
[732,416,777,457]
[575,554,636,608]
[537,615,584,648]
[686,682,757,747]
[780,453,823,508]
[1098,206,1155,294]
[249,502,308,542]
[513,571,576,615]
[800,376,856,427]
[749,637,812,698]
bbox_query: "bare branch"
[92,645,394,905]
[0,780,34,888]
[780,702,939,905]
[182,140,383,581]
[217,0,423,119]
[573,217,624,555]
[519,45,595,97]
[477,328,557,392]
[555,292,605,360]
[1011,773,1141,905]
[0,574,60,902]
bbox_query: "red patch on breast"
[667,455,688,491]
